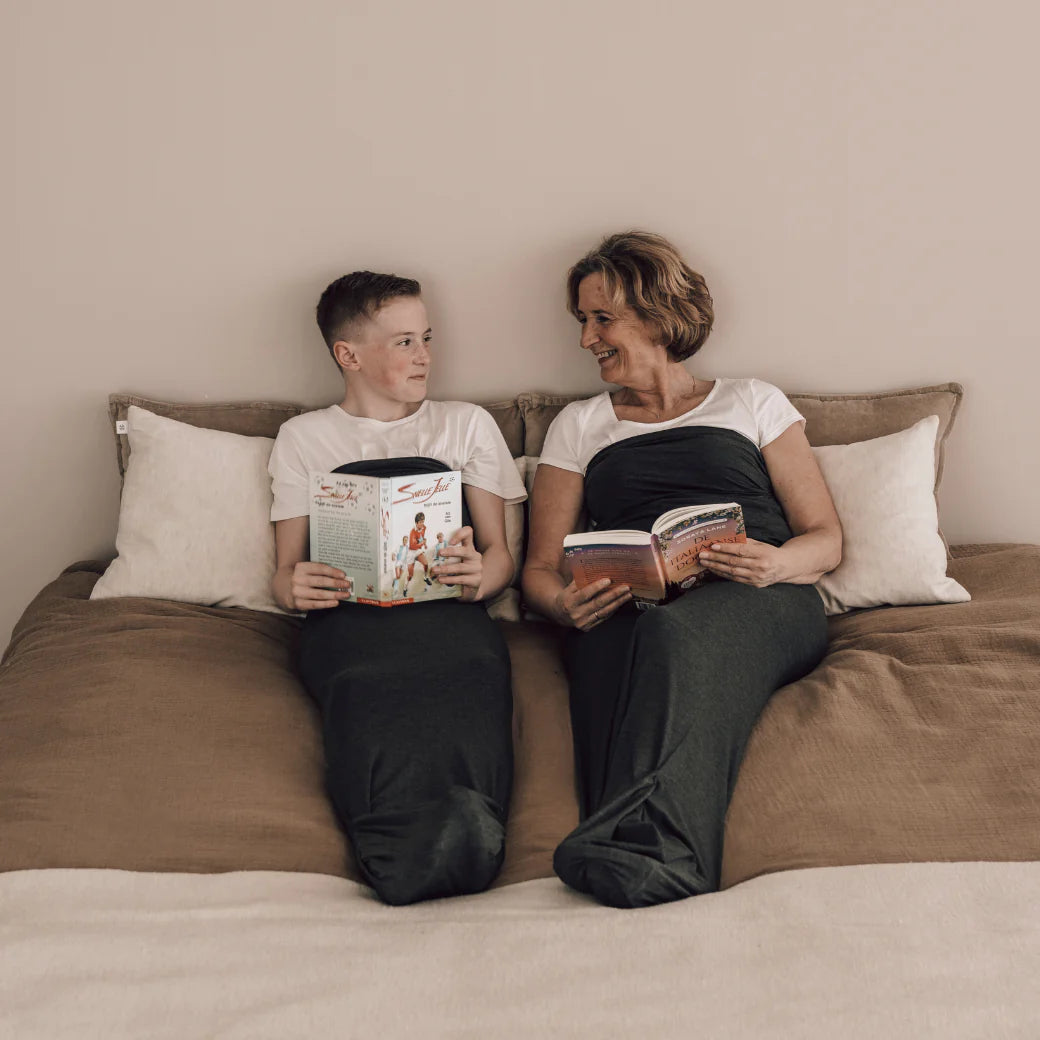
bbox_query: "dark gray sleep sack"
[554,427,828,908]
[298,457,512,906]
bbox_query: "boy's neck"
[338,384,425,423]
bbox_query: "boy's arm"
[272,516,351,612]
[434,485,512,603]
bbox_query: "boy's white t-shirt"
[269,399,526,522]
[539,377,805,475]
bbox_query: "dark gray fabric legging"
[555,579,827,909]
[298,456,512,906]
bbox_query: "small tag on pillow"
[115,420,128,434]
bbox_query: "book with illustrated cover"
[309,469,463,606]
[563,502,746,606]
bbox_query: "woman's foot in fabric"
[553,811,709,909]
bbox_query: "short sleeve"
[460,406,527,504]
[749,379,805,448]
[538,402,586,474]
[268,426,311,521]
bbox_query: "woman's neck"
[613,370,711,422]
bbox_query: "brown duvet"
[1,545,1037,889]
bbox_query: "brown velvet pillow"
[787,383,963,492]
[108,394,526,480]
[721,545,1040,887]
[518,382,963,493]
[0,563,353,878]
[0,564,577,885]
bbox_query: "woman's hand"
[432,526,483,602]
[697,538,786,588]
[554,577,632,631]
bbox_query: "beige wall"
[3,1,1038,648]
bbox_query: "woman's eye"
[597,315,612,325]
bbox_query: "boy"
[268,272,525,906]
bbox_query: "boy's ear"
[332,339,362,371]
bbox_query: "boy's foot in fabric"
[348,786,506,906]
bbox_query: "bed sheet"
[2,861,1038,1039]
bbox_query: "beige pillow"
[517,383,964,487]
[108,394,526,480]
[813,416,970,615]
[92,406,284,613]
[522,454,539,500]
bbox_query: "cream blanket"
[2,862,1038,1038]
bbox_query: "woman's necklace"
[624,376,701,421]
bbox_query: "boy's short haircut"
[316,271,422,359]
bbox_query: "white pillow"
[813,415,970,615]
[527,433,969,618]
[485,456,527,622]
[91,406,284,613]
[523,454,539,500]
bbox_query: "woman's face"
[575,274,664,386]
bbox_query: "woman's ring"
[593,610,600,621]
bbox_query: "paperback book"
[563,502,746,606]
[309,469,463,606]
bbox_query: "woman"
[522,231,841,908]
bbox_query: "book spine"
[379,478,392,601]
[650,533,668,592]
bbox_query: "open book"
[309,469,463,606]
[563,502,746,606]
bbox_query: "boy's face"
[338,296,432,406]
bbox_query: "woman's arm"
[433,484,512,602]
[698,423,842,586]
[521,464,631,630]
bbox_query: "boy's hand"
[431,526,482,602]
[282,562,352,611]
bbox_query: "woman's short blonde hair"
[566,231,714,361]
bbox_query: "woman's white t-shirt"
[269,400,527,522]
[539,377,804,475]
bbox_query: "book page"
[564,541,666,603]
[309,473,379,603]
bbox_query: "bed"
[2,384,1039,1037]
